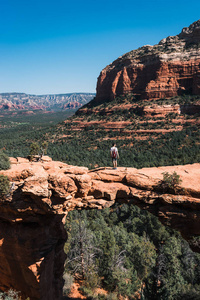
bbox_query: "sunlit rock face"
[0,157,200,299]
[96,20,200,103]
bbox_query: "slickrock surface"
[96,20,200,103]
[0,157,200,299]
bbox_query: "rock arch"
[0,157,200,299]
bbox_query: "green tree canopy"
[0,175,10,198]
[0,151,10,170]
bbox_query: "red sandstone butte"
[0,158,200,299]
[96,20,200,103]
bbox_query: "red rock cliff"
[0,157,200,299]
[96,20,200,103]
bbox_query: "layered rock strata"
[96,20,200,103]
[0,157,200,299]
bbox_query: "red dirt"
[67,282,87,299]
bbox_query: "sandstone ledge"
[0,158,200,299]
[1,158,200,217]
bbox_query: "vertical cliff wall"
[96,20,200,103]
[0,215,66,300]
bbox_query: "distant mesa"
[0,92,95,112]
[95,20,200,103]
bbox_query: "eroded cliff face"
[96,20,200,103]
[0,157,200,299]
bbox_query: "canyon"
[0,157,200,299]
[95,20,200,103]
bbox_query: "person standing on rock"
[110,143,119,169]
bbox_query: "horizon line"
[0,91,96,96]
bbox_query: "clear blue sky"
[0,0,199,95]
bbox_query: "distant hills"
[0,92,95,112]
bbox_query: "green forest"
[1,124,200,170]
[64,205,200,300]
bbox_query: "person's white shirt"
[110,146,118,158]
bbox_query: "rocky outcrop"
[0,158,200,299]
[96,20,200,103]
[142,103,200,116]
